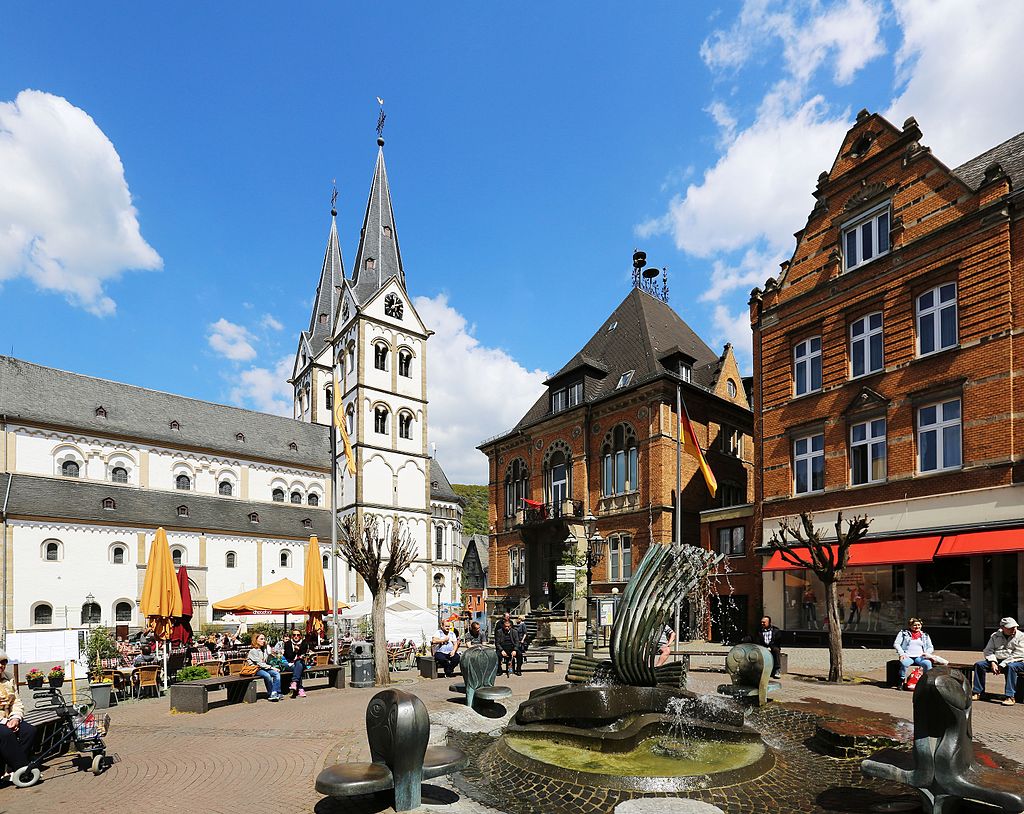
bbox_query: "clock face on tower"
[384,293,403,319]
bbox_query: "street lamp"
[85,592,96,631]
[433,573,445,624]
[581,514,606,659]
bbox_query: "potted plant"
[90,677,113,709]
[47,665,65,688]
[25,668,45,689]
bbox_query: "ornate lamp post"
[581,514,606,659]
[433,572,445,624]
[85,592,96,631]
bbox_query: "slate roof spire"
[305,205,345,354]
[350,135,406,304]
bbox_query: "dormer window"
[169,420,180,432]
[550,381,583,413]
[249,512,260,524]
[616,371,634,389]
[101,497,116,511]
[843,203,890,271]
[177,505,189,518]
[302,518,313,529]
[681,365,691,383]
[288,441,298,452]
[95,406,107,418]
[319,313,328,324]
[383,225,392,238]
[365,258,376,270]
[235,432,245,442]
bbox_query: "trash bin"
[350,641,374,688]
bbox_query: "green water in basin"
[504,735,765,778]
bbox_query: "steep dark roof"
[507,289,720,433]
[952,130,1024,192]
[429,458,462,504]
[0,357,330,468]
[349,144,406,305]
[304,216,345,356]
[5,474,331,540]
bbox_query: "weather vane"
[331,178,338,215]
[376,96,386,139]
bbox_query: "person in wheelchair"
[0,650,35,782]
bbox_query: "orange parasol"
[302,536,332,635]
[140,528,182,640]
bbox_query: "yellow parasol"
[303,536,332,635]
[140,527,182,639]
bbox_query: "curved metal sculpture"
[609,544,722,686]
[861,667,1024,813]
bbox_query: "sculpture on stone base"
[717,643,773,707]
[861,667,1024,813]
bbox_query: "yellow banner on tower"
[333,375,356,477]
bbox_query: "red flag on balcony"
[523,499,543,508]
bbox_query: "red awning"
[936,528,1024,557]
[763,536,941,571]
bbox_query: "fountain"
[484,544,776,797]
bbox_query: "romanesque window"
[171,547,185,566]
[175,474,191,491]
[374,342,389,371]
[62,460,80,478]
[435,525,444,561]
[111,545,126,564]
[81,602,101,625]
[280,550,291,568]
[290,491,302,504]
[322,553,330,569]
[226,551,237,568]
[115,601,133,623]
[111,466,128,483]
[374,406,390,435]
[504,459,528,517]
[43,540,61,562]
[272,488,285,502]
[307,493,320,506]
[398,350,412,377]
[398,412,413,440]
[219,480,233,496]
[601,424,638,497]
[33,604,53,625]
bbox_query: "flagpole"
[675,362,683,644]
[330,416,339,667]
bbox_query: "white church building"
[0,132,462,637]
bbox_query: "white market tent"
[342,595,438,644]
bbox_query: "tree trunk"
[371,589,389,686]
[824,579,844,682]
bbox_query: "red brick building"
[479,284,755,639]
[750,111,1024,648]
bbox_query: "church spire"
[350,123,406,304]
[306,193,345,354]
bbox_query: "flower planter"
[26,677,44,690]
[48,676,64,689]
[89,682,112,709]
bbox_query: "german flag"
[680,400,717,498]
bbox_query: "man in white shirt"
[431,618,461,678]
[973,617,1024,706]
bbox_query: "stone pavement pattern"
[2,651,1022,814]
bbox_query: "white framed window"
[110,544,127,564]
[601,424,638,496]
[917,283,957,356]
[793,433,825,494]
[175,474,191,491]
[61,460,80,478]
[42,539,62,562]
[717,526,745,557]
[918,398,962,473]
[616,370,634,389]
[272,488,285,502]
[509,547,526,586]
[322,553,330,569]
[551,381,583,413]
[850,312,883,378]
[843,204,890,271]
[218,480,233,496]
[850,418,886,485]
[793,337,822,396]
[721,426,742,458]
[504,459,528,517]
[290,491,302,504]
[608,534,632,581]
[111,466,129,484]
[225,551,237,568]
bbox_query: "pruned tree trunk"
[372,586,389,686]
[824,580,843,682]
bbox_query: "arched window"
[544,443,572,509]
[112,545,126,564]
[398,350,412,378]
[115,601,132,622]
[44,541,61,562]
[602,424,638,497]
[34,604,53,626]
[218,480,233,496]
[346,404,356,435]
[81,602,101,625]
[111,466,128,483]
[435,525,444,560]
[280,550,291,568]
[62,460,80,478]
[272,488,285,502]
[175,474,191,491]
[374,342,389,371]
[347,343,355,373]
[374,406,389,435]
[504,459,528,518]
[307,493,320,507]
[398,412,413,440]
[322,553,330,569]
[225,551,237,568]
[290,491,302,504]
[171,547,185,566]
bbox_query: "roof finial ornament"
[331,178,338,217]
[376,96,386,146]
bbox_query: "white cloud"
[260,313,284,331]
[886,0,1024,165]
[700,247,783,304]
[0,90,161,315]
[414,294,548,485]
[711,304,755,361]
[208,318,258,361]
[229,355,294,417]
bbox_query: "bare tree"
[338,514,418,686]
[766,511,871,683]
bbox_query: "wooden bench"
[170,664,346,713]
[682,649,788,675]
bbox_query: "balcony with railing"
[517,498,584,527]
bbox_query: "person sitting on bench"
[973,617,1024,706]
[893,617,935,686]
[283,629,310,699]
[432,618,461,678]
[0,650,35,782]
[494,618,522,676]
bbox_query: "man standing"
[431,618,461,678]
[515,616,530,663]
[972,617,1024,706]
[754,616,783,679]
[494,617,522,676]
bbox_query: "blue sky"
[2,2,1023,483]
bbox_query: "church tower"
[331,131,433,608]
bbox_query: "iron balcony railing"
[521,499,584,525]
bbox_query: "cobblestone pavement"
[3,652,1022,814]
